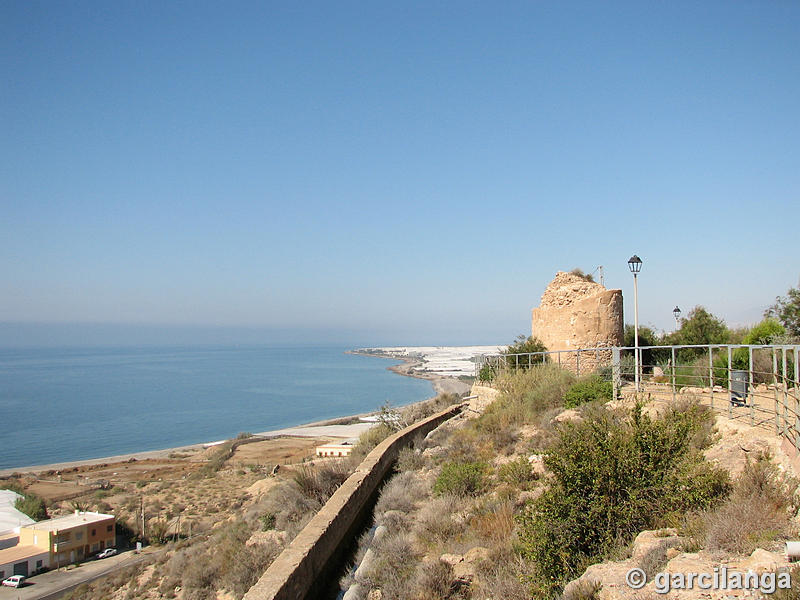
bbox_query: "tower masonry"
[531,271,623,372]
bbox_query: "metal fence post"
[709,346,714,410]
[727,346,733,420]
[794,347,800,451]
[749,346,755,426]
[612,347,621,399]
[576,350,580,378]
[783,348,789,436]
[671,346,676,403]
[774,348,780,433]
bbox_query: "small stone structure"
[531,271,623,374]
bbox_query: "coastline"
[347,348,471,397]
[1,352,470,478]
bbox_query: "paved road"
[0,549,157,600]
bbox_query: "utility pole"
[140,497,145,543]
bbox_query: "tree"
[503,335,547,369]
[624,324,668,368]
[766,286,800,339]
[673,306,730,346]
[742,317,785,345]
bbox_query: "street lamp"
[673,306,681,329]
[628,255,642,391]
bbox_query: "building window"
[36,560,43,569]
[76,532,83,541]
[91,529,96,536]
[0,570,4,578]
[107,525,113,532]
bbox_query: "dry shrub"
[470,553,533,600]
[444,427,493,462]
[365,532,419,598]
[706,455,795,554]
[498,456,539,490]
[396,446,425,472]
[470,500,515,549]
[402,393,460,424]
[221,540,281,598]
[562,579,603,600]
[475,365,575,453]
[426,421,454,444]
[292,460,352,505]
[351,423,395,462]
[250,482,317,535]
[663,398,716,450]
[415,495,468,547]
[375,471,428,514]
[409,559,459,600]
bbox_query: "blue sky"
[2,1,799,346]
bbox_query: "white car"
[2,575,26,588]
[96,548,117,559]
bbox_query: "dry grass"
[364,532,420,597]
[415,495,469,548]
[292,460,352,505]
[705,455,796,554]
[469,499,515,549]
[375,471,429,514]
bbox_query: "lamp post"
[628,255,642,391]
[673,306,681,329]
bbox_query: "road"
[0,549,158,600]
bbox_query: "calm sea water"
[0,345,433,470]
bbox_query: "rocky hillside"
[340,367,800,600]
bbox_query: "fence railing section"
[475,344,800,453]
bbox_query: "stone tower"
[531,271,623,371]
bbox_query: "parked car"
[96,548,117,559]
[2,575,26,588]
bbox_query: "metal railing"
[475,344,800,453]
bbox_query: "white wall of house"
[0,550,49,579]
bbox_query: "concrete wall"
[243,403,464,600]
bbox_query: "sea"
[0,345,433,471]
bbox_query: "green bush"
[517,405,730,597]
[477,364,575,435]
[504,335,548,369]
[433,461,488,497]
[478,364,496,382]
[498,456,538,490]
[259,513,276,531]
[14,492,48,521]
[563,375,613,408]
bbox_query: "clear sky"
[2,1,799,347]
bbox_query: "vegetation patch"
[516,403,730,597]
[563,374,613,408]
[433,461,489,497]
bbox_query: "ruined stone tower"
[531,271,623,372]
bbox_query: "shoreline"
[1,353,470,478]
[347,348,471,397]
